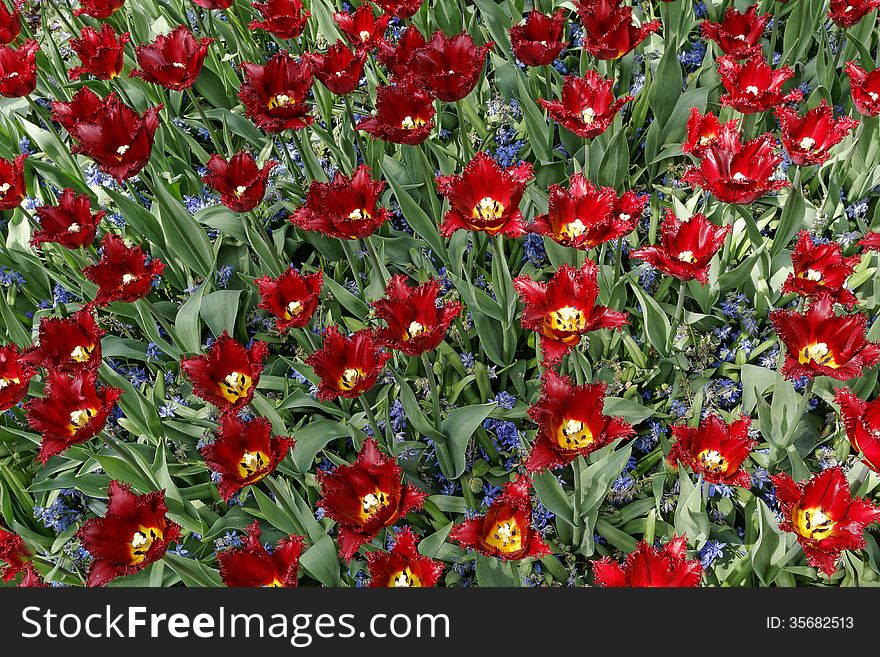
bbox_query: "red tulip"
[0,527,29,582]
[835,388,880,473]
[0,154,26,211]
[682,129,788,204]
[668,414,755,488]
[376,25,426,80]
[202,151,277,213]
[528,173,644,249]
[769,295,880,381]
[575,0,660,60]
[411,31,492,102]
[74,0,125,18]
[289,164,391,239]
[372,275,462,356]
[772,467,880,577]
[239,52,314,133]
[193,0,234,8]
[25,369,122,464]
[0,39,37,98]
[304,40,368,96]
[845,61,880,116]
[630,210,730,284]
[0,344,34,412]
[513,261,628,366]
[250,0,311,40]
[83,234,166,306]
[776,101,859,166]
[77,481,181,587]
[510,9,568,67]
[373,0,423,19]
[21,307,104,373]
[718,53,802,114]
[130,26,213,91]
[860,231,880,251]
[435,151,534,237]
[32,188,103,249]
[828,0,880,28]
[201,414,294,502]
[681,108,737,158]
[539,71,633,139]
[317,439,426,560]
[356,80,435,145]
[69,25,130,81]
[0,0,22,46]
[700,5,769,59]
[304,327,391,401]
[366,528,443,587]
[50,87,108,135]
[593,536,703,587]
[781,231,860,307]
[218,521,305,587]
[255,267,322,332]
[180,332,268,413]
[18,565,48,587]
[334,5,391,49]
[525,371,634,472]
[450,475,551,560]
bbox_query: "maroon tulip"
[83,234,166,306]
[411,31,492,102]
[69,24,130,81]
[193,0,235,8]
[510,10,568,67]
[202,151,277,213]
[0,154,26,211]
[130,26,213,91]
[250,0,311,40]
[373,0,422,18]
[776,101,859,166]
[718,53,802,114]
[304,41,368,95]
[356,80,435,145]
[0,39,37,98]
[334,5,391,49]
[575,0,660,60]
[846,61,880,116]
[255,267,323,332]
[239,52,314,133]
[32,188,103,249]
[539,71,633,139]
[180,333,268,413]
[0,343,34,412]
[782,231,860,308]
[0,0,22,46]
[700,5,769,59]
[74,0,125,19]
[21,307,105,373]
[376,25,426,80]
[828,0,880,28]
[218,521,305,587]
[681,108,737,158]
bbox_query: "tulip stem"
[670,278,687,346]
[421,352,443,430]
[358,396,384,446]
[185,88,224,155]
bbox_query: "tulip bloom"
[770,296,880,381]
[541,72,632,140]
[0,527,29,582]
[304,327,391,401]
[25,369,122,464]
[367,528,443,587]
[18,565,48,587]
[0,39,37,98]
[772,467,880,577]
[435,151,534,237]
[218,521,305,587]
[130,26,213,92]
[372,276,462,356]
[202,151,277,213]
[376,26,426,80]
[317,439,427,560]
[289,164,391,239]
[374,0,423,19]
[668,414,755,487]
[682,129,788,204]
[630,210,730,285]
[0,344,34,412]
[510,10,568,67]
[250,0,311,39]
[51,87,108,135]
[78,481,181,587]
[526,371,634,472]
[513,261,628,365]
[828,0,880,28]
[700,5,769,59]
[74,0,125,18]
[575,0,660,60]
[411,31,492,102]
[781,231,860,307]
[305,41,368,96]
[239,52,314,133]
[83,234,166,306]
[861,232,880,251]
[334,5,391,49]
[255,267,323,332]
[593,536,703,587]
[0,1,21,46]
[835,388,880,473]
[0,154,26,211]
[69,25,129,81]
[528,173,644,249]
[776,102,859,166]
[32,188,103,249]
[845,62,880,116]
[450,475,551,560]
[201,414,294,501]
[718,54,802,114]
[181,332,269,413]
[681,109,737,158]
[357,81,435,145]
[21,307,104,373]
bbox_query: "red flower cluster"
[218,521,305,587]
[593,536,703,587]
[781,231,860,307]
[668,414,755,488]
[540,71,633,139]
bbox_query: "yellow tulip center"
[129,526,163,564]
[358,489,390,522]
[238,450,269,478]
[798,342,838,368]
[697,449,727,474]
[794,506,835,541]
[556,418,594,451]
[472,197,505,223]
[483,519,522,554]
[219,371,253,402]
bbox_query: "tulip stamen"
[268,94,292,109]
[560,219,587,240]
[70,344,93,363]
[677,250,696,263]
[219,371,253,402]
[285,299,303,318]
[698,449,727,474]
[238,450,268,477]
[121,273,136,285]
[68,223,81,233]
[472,197,505,223]
[339,367,364,391]
[745,85,759,95]
[795,506,835,541]
[580,107,596,125]
[400,115,426,130]
[799,342,839,368]
[69,407,97,430]
[405,321,426,340]
[392,568,421,587]
[799,268,823,282]
[0,376,20,389]
[234,185,248,197]
[359,490,389,521]
[484,519,522,554]
[129,526,161,564]
[556,418,594,450]
[347,208,371,221]
[799,137,816,151]
[548,306,587,333]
